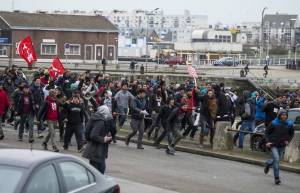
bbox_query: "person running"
[125,88,148,149]
[264,109,294,185]
[263,64,269,78]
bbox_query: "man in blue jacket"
[264,109,294,185]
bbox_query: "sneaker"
[137,146,144,150]
[166,147,175,155]
[53,146,59,152]
[63,146,68,151]
[42,143,48,150]
[38,133,44,139]
[264,163,270,174]
[78,146,84,153]
[28,138,34,143]
[0,135,4,140]
[18,137,23,142]
[275,177,281,185]
[24,131,29,136]
[113,139,117,144]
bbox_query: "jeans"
[238,120,255,148]
[128,119,145,147]
[90,160,106,174]
[117,106,128,127]
[19,114,34,140]
[44,120,58,147]
[266,147,285,178]
[182,113,197,138]
[168,124,183,148]
[147,113,161,138]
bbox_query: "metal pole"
[145,14,149,72]
[260,7,267,62]
[106,32,109,59]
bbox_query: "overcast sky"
[0,0,299,25]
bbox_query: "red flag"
[18,36,37,67]
[49,57,65,78]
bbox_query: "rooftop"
[0,11,118,32]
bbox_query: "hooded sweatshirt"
[46,96,58,121]
[265,109,294,147]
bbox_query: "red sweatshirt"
[46,96,58,121]
[0,89,10,116]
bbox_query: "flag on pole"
[187,65,198,86]
[48,57,65,78]
[187,65,198,78]
[18,36,37,68]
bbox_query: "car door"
[23,164,61,193]
[57,161,98,193]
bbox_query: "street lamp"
[260,7,267,61]
[145,8,159,72]
[289,18,297,61]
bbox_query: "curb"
[116,135,300,174]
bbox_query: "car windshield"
[0,165,25,193]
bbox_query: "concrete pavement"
[1,127,300,193]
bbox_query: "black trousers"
[64,123,83,150]
[182,113,197,138]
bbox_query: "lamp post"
[289,19,297,62]
[145,8,159,72]
[260,7,268,62]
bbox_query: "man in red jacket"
[0,81,11,140]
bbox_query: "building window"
[41,43,57,55]
[0,45,8,57]
[65,44,81,55]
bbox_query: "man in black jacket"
[82,105,113,174]
[125,88,148,149]
[63,95,85,152]
[16,84,35,143]
[153,97,175,148]
[264,109,294,185]
[166,101,188,155]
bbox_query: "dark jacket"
[130,96,147,119]
[166,107,186,130]
[82,110,112,163]
[30,85,44,106]
[156,104,174,128]
[64,103,85,126]
[149,93,164,114]
[16,93,35,115]
[265,117,294,148]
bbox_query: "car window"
[59,162,91,192]
[25,165,60,193]
[288,111,300,122]
[0,165,25,193]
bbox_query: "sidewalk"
[116,128,300,174]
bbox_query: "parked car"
[250,108,300,152]
[163,56,186,65]
[0,149,120,193]
[212,57,239,66]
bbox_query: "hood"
[277,109,287,118]
[46,96,55,102]
[91,105,113,121]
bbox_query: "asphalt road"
[1,128,300,193]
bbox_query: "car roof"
[0,149,72,168]
[290,108,300,111]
